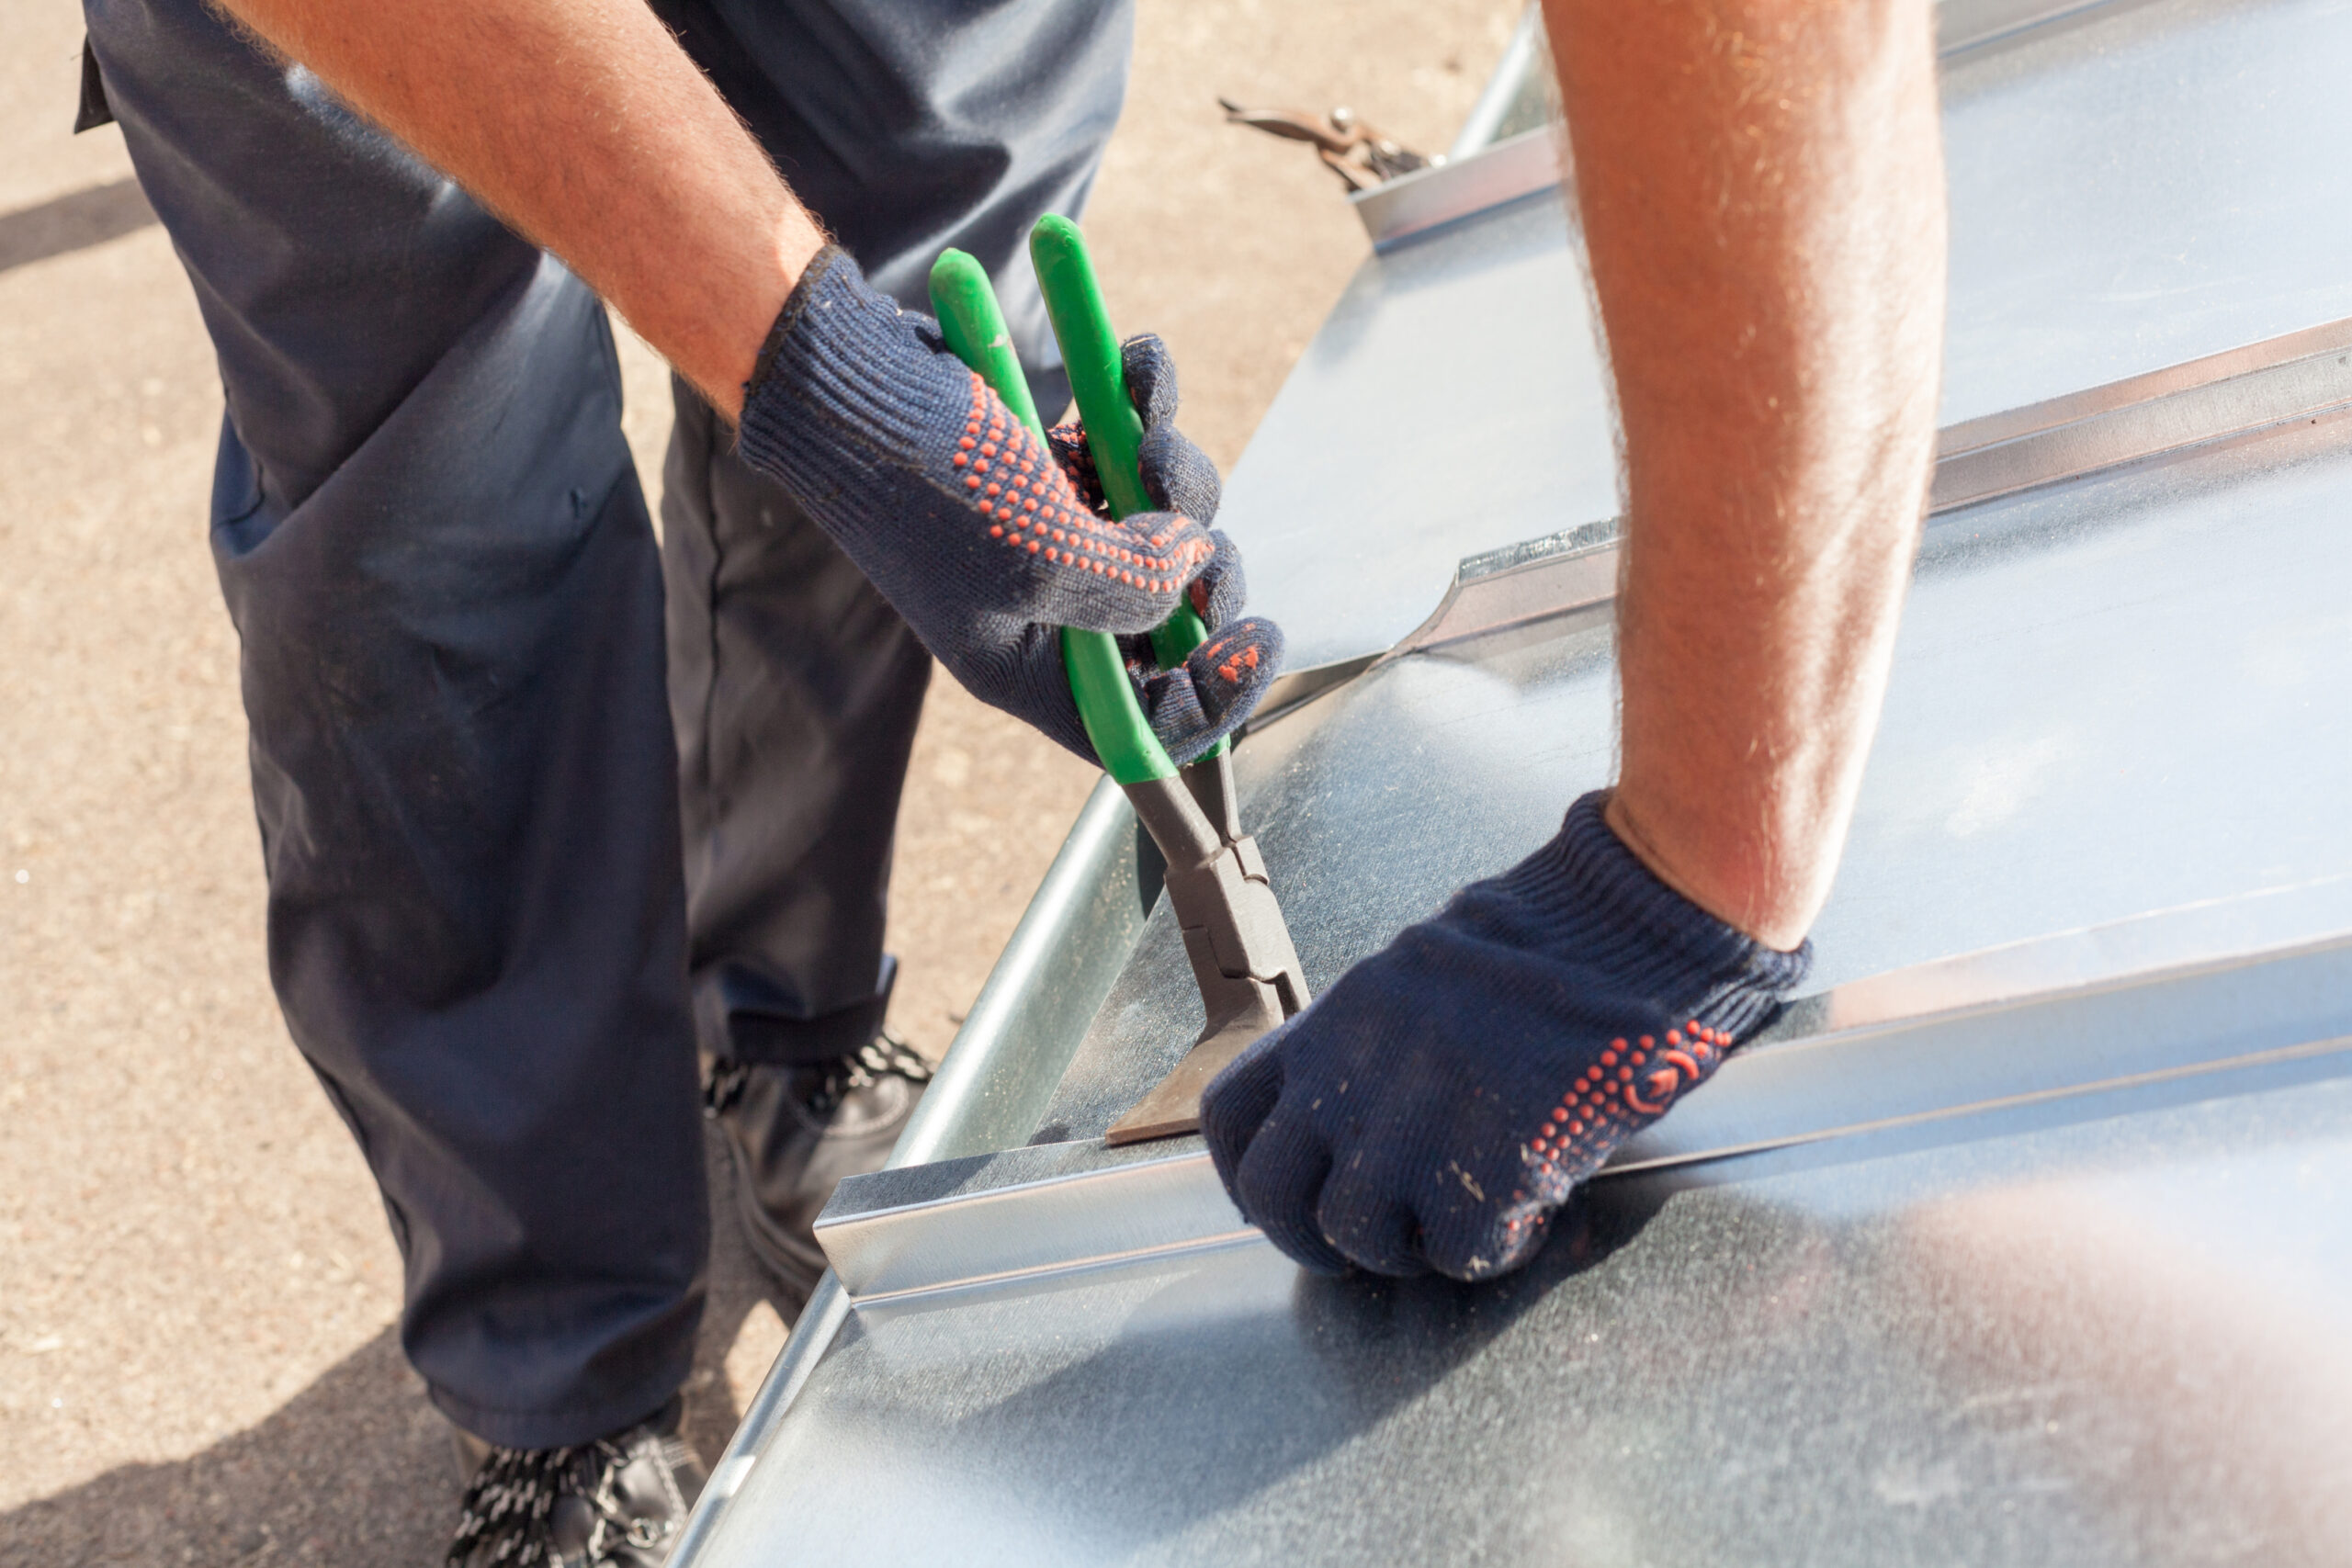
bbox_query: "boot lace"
[447,1438,669,1566]
[703,1028,934,1119]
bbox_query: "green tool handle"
[926,250,1043,436]
[1029,215,1216,678]
[928,249,1177,784]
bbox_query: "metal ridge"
[669,784,1157,1556]
[1447,3,1547,163]
[1359,317,2352,670]
[1350,126,1563,251]
[812,885,2352,1308]
[1937,0,2146,59]
[668,1273,853,1562]
[1241,651,1381,735]
[1378,525,1619,664]
[1349,0,2146,250]
[815,1140,1245,1303]
[874,776,1152,1168]
[1792,874,2352,1035]
[1929,316,2352,512]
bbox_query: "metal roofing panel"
[675,2,2352,1558]
[1231,0,2352,674]
[708,1063,2352,1564]
[1041,417,2352,1141]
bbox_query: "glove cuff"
[1485,790,1812,1038]
[738,245,967,485]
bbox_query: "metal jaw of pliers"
[928,224,1310,1147]
[1216,97,1433,194]
[1103,749,1310,1145]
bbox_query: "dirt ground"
[0,0,1521,1561]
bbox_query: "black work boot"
[447,1396,704,1567]
[705,1031,933,1294]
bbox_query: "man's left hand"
[1201,791,1809,1281]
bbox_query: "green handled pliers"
[929,218,1307,1145]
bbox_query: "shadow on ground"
[0,1128,796,1566]
[0,177,158,275]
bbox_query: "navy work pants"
[83,0,1129,1447]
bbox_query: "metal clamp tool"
[929,218,1308,1146]
[1216,97,1432,192]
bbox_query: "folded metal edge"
[808,892,2352,1307]
[882,775,1152,1168]
[669,782,1154,1562]
[1448,3,1548,163]
[1284,315,2352,701]
[1937,0,2147,58]
[1349,0,2147,253]
[1803,874,2352,1035]
[667,1272,852,1565]
[1935,320,2352,459]
[1240,652,1381,736]
[1374,528,1620,666]
[1931,319,2352,512]
[1351,128,1564,251]
[817,1145,1244,1303]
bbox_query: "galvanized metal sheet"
[1232,0,2352,674]
[810,908,2352,1312]
[1042,415,2352,1141]
[677,3,2352,1559]
[691,348,2352,1568]
[706,1065,2352,1565]
[1360,318,2352,672]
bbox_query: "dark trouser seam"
[691,400,729,966]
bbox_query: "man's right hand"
[736,246,1283,766]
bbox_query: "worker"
[78,0,1941,1559]
[81,0,1272,1561]
[1202,0,1944,1282]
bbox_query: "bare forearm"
[1545,0,1945,948]
[215,0,825,413]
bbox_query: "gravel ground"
[0,1,1519,1560]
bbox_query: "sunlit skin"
[212,0,1942,956]
[214,0,821,416]
[1548,0,1946,949]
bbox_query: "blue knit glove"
[1201,792,1811,1280]
[738,246,1282,764]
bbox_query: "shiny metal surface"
[708,1067,2352,1565]
[686,412,2352,1562]
[1444,2,1548,161]
[874,777,1157,1167]
[809,894,2352,1311]
[1932,316,2352,512]
[1230,189,1610,676]
[669,784,1167,1557]
[1936,0,2143,54]
[807,918,2352,1313]
[1376,517,1619,661]
[1809,874,2352,1035]
[1348,127,1562,251]
[667,1274,850,1564]
[1042,411,2352,1138]
[682,6,2352,1559]
[815,1142,1249,1304]
[1234,0,2352,676]
[1363,0,2153,247]
[1353,316,2352,670]
[1938,0,2352,422]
